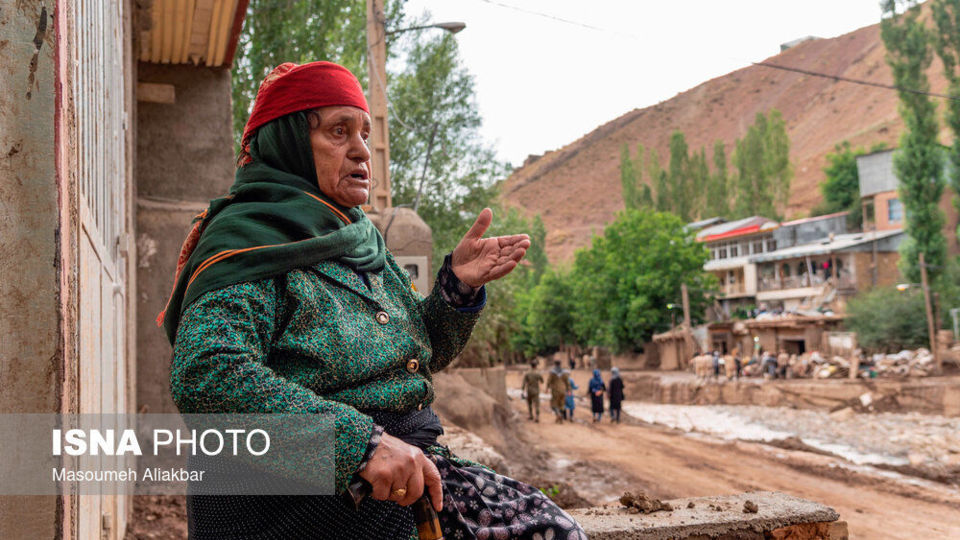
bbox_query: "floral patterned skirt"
[430,448,587,540]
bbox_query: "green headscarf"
[159,111,385,345]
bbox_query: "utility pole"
[366,0,392,213]
[919,252,941,373]
[681,283,694,369]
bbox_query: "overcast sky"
[400,0,893,167]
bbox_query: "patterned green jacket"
[170,252,482,494]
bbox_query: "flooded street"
[621,402,960,468]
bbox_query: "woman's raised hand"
[451,208,531,288]
[359,432,443,511]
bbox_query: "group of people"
[693,347,818,381]
[520,360,625,424]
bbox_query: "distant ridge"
[500,19,951,263]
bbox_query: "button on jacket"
[170,252,481,494]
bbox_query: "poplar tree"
[882,0,947,282]
[931,0,960,246]
[668,131,692,221]
[704,140,730,218]
[620,143,640,210]
[731,110,792,220]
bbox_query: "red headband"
[240,61,369,149]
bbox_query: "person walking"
[608,367,624,424]
[564,371,579,421]
[521,359,543,422]
[546,360,567,423]
[588,369,605,423]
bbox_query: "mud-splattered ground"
[505,369,960,540]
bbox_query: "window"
[730,243,739,257]
[718,245,728,259]
[887,198,903,223]
[753,240,763,254]
[766,238,777,252]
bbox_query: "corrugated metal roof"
[749,229,903,263]
[696,216,778,242]
[139,0,248,67]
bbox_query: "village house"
[697,216,779,317]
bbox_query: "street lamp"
[386,21,466,36]
[366,0,466,215]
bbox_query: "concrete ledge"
[568,491,842,539]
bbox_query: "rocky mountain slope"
[500,20,952,263]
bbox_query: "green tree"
[565,210,715,353]
[620,143,653,210]
[510,268,576,357]
[620,143,640,209]
[881,0,947,283]
[667,131,692,221]
[704,140,730,218]
[689,147,710,220]
[731,110,792,220]
[649,149,670,213]
[931,0,960,246]
[846,286,929,351]
[231,0,387,144]
[386,33,510,263]
[812,141,870,227]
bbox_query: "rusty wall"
[135,63,236,414]
[0,0,59,537]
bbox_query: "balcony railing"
[758,271,856,292]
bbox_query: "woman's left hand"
[451,208,531,288]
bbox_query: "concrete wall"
[857,150,897,197]
[775,214,849,249]
[0,1,60,537]
[136,63,236,414]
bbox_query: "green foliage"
[565,210,716,353]
[931,0,960,244]
[509,267,576,357]
[457,206,543,366]
[704,140,730,218]
[812,141,878,227]
[846,286,929,351]
[624,111,790,223]
[386,33,510,264]
[620,143,653,210]
[231,0,391,147]
[731,110,793,220]
[882,0,948,283]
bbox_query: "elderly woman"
[159,61,585,539]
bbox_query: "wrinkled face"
[308,105,372,207]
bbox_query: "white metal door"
[73,0,129,537]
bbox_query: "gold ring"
[391,488,407,498]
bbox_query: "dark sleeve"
[170,279,375,495]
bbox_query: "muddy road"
[505,369,960,539]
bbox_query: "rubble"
[620,491,674,514]
[806,348,937,379]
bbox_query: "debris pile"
[619,491,673,514]
[808,348,936,379]
[868,349,936,377]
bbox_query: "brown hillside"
[501,20,951,263]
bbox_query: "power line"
[473,0,640,40]
[753,61,960,102]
